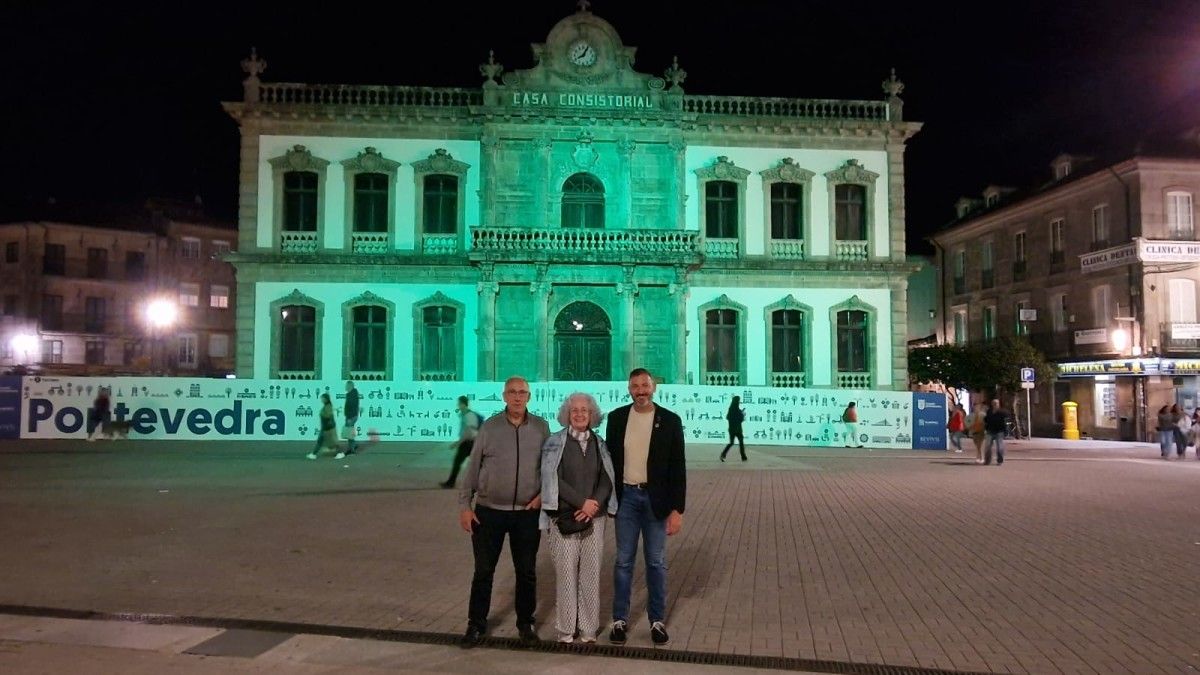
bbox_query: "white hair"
[557,392,604,429]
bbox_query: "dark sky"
[5,0,1200,252]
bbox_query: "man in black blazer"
[605,367,686,647]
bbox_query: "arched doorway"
[554,301,611,381]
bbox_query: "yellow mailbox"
[1061,401,1079,440]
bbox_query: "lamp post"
[10,333,37,370]
[145,298,178,375]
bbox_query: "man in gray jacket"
[458,376,550,647]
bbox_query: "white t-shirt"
[623,407,654,484]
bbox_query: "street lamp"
[10,333,37,366]
[1111,327,1129,352]
[145,298,178,374]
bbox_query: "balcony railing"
[768,239,805,259]
[471,227,700,257]
[1012,260,1026,282]
[836,372,872,389]
[1160,322,1200,354]
[350,232,389,254]
[280,231,319,254]
[419,370,458,381]
[422,234,459,255]
[770,371,806,388]
[704,371,741,386]
[276,370,316,380]
[258,83,481,108]
[704,238,739,259]
[349,369,387,381]
[834,240,869,261]
[683,95,889,121]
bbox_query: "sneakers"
[651,621,670,646]
[305,452,317,460]
[459,625,482,649]
[558,635,574,644]
[334,451,346,459]
[608,620,627,645]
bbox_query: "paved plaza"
[0,437,1197,674]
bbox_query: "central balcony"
[470,227,701,264]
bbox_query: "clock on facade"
[568,40,597,67]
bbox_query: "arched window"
[561,173,605,228]
[283,171,318,231]
[280,305,316,372]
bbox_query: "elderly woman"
[540,392,617,643]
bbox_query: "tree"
[908,343,974,404]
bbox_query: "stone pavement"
[0,437,1197,674]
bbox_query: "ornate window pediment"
[341,147,400,174]
[824,159,879,185]
[268,145,329,173]
[695,156,750,182]
[760,158,814,184]
[412,149,469,177]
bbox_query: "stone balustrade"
[280,231,319,254]
[471,227,700,256]
[277,370,316,381]
[351,233,389,254]
[770,371,806,388]
[259,83,481,107]
[704,372,741,386]
[836,372,872,389]
[769,240,805,260]
[704,238,739,259]
[683,95,889,121]
[418,370,458,382]
[833,240,870,261]
[349,370,387,382]
[422,234,459,255]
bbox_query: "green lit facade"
[223,7,922,388]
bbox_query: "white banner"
[18,377,919,448]
[1080,243,1137,273]
[1074,328,1108,345]
[1171,323,1200,339]
[1138,238,1200,263]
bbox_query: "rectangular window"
[283,171,319,231]
[705,181,738,239]
[352,305,388,372]
[836,310,868,372]
[1092,285,1112,326]
[86,247,108,279]
[354,173,390,233]
[705,308,738,373]
[1015,301,1030,336]
[211,240,231,258]
[41,294,63,331]
[1091,204,1109,249]
[981,240,994,289]
[123,341,144,366]
[5,241,18,263]
[84,297,106,333]
[421,305,457,374]
[1168,191,1194,238]
[209,285,229,309]
[953,249,966,294]
[3,295,17,317]
[177,334,198,368]
[834,184,867,240]
[1169,278,1197,323]
[85,340,105,365]
[41,340,62,364]
[179,237,201,260]
[43,243,65,275]
[1050,218,1065,264]
[769,183,803,240]
[208,333,229,359]
[179,283,200,307]
[982,306,996,341]
[1094,382,1118,428]
[1012,232,1027,281]
[1051,293,1069,333]
[125,251,146,281]
[423,174,459,234]
[953,310,967,345]
[770,309,803,372]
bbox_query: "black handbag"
[551,435,601,536]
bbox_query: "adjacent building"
[223,6,921,389]
[0,202,237,376]
[931,148,1200,440]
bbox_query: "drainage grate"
[0,603,989,675]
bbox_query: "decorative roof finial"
[241,48,267,103]
[664,56,687,91]
[577,0,591,12]
[882,68,904,121]
[882,68,904,98]
[479,50,504,85]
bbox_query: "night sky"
[5,0,1200,252]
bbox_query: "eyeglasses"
[505,390,530,396]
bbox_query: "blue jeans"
[613,486,668,624]
[984,432,1005,464]
[1159,430,1174,457]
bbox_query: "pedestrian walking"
[982,399,1008,465]
[540,393,616,643]
[340,380,360,458]
[842,401,863,448]
[965,402,987,464]
[719,395,746,462]
[86,387,112,441]
[1171,404,1188,459]
[441,395,483,488]
[306,393,339,459]
[1157,405,1176,459]
[947,403,966,453]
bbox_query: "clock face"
[568,40,597,67]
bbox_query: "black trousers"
[721,427,745,459]
[468,506,540,631]
[446,439,474,484]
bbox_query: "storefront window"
[1093,381,1117,428]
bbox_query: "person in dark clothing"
[340,380,360,458]
[86,388,111,441]
[306,393,338,459]
[982,399,1008,466]
[441,395,483,488]
[719,395,746,462]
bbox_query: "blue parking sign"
[1020,367,1035,383]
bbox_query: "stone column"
[669,266,690,384]
[617,266,638,375]
[885,141,907,262]
[669,137,687,230]
[618,139,635,229]
[480,134,498,227]
[537,135,554,227]
[532,273,552,381]
[890,278,909,390]
[477,276,500,382]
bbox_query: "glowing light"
[146,299,178,329]
[1111,328,1129,351]
[10,333,37,362]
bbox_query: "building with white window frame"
[223,6,921,389]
